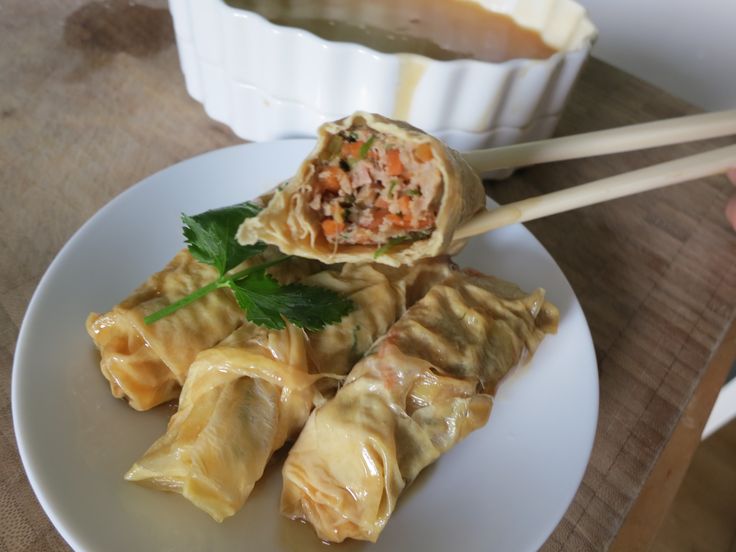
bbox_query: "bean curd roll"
[86,248,320,411]
[280,269,559,543]
[124,259,453,521]
[237,112,485,267]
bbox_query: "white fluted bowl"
[169,0,597,152]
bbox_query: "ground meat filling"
[309,127,443,247]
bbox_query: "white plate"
[12,140,598,552]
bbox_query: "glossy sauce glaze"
[225,0,556,62]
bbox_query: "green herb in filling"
[359,135,376,159]
[373,230,432,258]
[325,135,343,157]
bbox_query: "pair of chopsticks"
[454,110,736,240]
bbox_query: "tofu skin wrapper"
[280,269,559,543]
[124,258,453,521]
[86,248,321,411]
[237,112,485,267]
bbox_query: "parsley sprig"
[144,201,353,330]
[182,201,265,274]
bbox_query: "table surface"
[1,1,735,551]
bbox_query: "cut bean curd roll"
[237,112,485,267]
[124,258,453,521]
[280,269,559,543]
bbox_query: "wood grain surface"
[1,1,735,551]
[610,321,736,551]
[651,418,736,552]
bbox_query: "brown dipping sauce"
[225,0,557,62]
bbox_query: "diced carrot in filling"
[341,141,364,159]
[386,149,404,176]
[399,195,412,215]
[318,166,344,192]
[321,218,345,238]
[386,213,406,227]
[367,209,388,230]
[310,126,443,247]
[416,214,435,229]
[414,143,434,162]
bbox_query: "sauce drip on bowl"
[225,0,557,62]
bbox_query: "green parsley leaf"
[406,189,421,196]
[229,269,354,331]
[374,230,432,259]
[229,275,286,329]
[146,202,355,330]
[182,201,265,275]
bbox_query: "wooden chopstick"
[462,110,736,175]
[453,143,736,240]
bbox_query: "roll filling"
[311,126,442,246]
